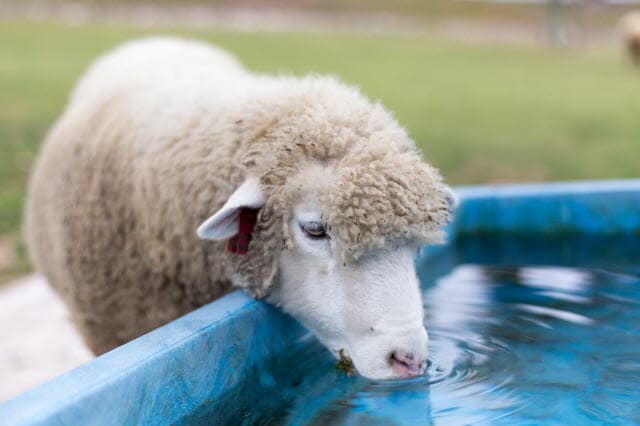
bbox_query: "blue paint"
[1,179,639,425]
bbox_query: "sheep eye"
[300,221,328,239]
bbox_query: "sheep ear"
[197,177,265,240]
[444,187,459,210]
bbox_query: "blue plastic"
[0,292,307,425]
[2,179,640,425]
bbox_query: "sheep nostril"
[389,351,414,364]
[389,350,427,378]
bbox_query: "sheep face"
[198,178,431,379]
[270,200,429,380]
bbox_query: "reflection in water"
[424,265,522,424]
[191,235,640,425]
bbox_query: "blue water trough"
[1,179,639,425]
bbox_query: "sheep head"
[198,159,453,380]
[197,76,454,380]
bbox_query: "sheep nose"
[388,350,427,378]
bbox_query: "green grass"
[1,20,639,281]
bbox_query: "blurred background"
[0,0,639,284]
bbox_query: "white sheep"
[26,37,453,380]
[622,11,640,65]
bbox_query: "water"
[188,235,640,425]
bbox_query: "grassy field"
[1,20,639,282]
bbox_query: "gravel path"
[0,275,92,403]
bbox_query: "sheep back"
[25,38,250,352]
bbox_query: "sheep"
[25,37,453,380]
[622,11,640,65]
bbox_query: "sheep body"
[26,37,450,353]
[622,11,640,65]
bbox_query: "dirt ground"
[0,239,16,273]
[0,275,92,402]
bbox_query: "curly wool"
[229,78,450,296]
[26,37,451,352]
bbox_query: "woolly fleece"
[25,37,451,353]
[622,11,640,64]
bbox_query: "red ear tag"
[227,208,259,255]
